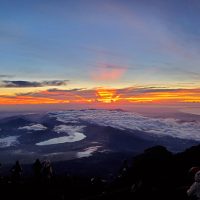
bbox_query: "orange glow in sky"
[96,88,120,103]
[0,96,70,105]
[0,87,200,105]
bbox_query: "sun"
[96,88,120,103]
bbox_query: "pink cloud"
[91,63,126,81]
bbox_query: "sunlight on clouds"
[96,88,120,103]
[0,87,200,105]
[0,96,70,104]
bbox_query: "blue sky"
[0,0,200,106]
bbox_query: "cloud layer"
[51,109,200,141]
[36,125,86,146]
[0,85,200,105]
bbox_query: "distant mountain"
[0,116,31,128]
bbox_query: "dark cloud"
[42,80,69,86]
[13,87,185,100]
[47,88,85,92]
[0,80,69,88]
[14,88,96,101]
[46,88,96,98]
[117,87,182,96]
[0,75,14,78]
[15,87,184,98]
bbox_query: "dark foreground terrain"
[1,144,200,200]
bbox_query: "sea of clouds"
[50,109,200,141]
[1,109,200,148]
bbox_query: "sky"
[0,0,200,109]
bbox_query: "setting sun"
[96,88,120,103]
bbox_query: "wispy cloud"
[0,80,69,88]
[91,63,126,82]
[0,75,14,79]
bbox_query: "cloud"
[36,133,86,146]
[1,86,200,105]
[0,136,19,148]
[0,80,69,88]
[0,75,14,79]
[51,109,200,141]
[16,88,96,103]
[77,146,102,158]
[53,125,86,134]
[91,63,126,82]
[36,125,86,146]
[18,124,47,131]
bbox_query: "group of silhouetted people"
[115,159,200,200]
[9,159,53,183]
[2,157,200,199]
[33,159,53,182]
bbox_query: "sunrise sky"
[1,0,200,109]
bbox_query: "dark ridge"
[1,144,200,199]
[0,116,31,127]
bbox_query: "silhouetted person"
[10,160,22,183]
[42,160,53,182]
[187,170,200,200]
[33,159,42,181]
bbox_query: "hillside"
[1,144,200,199]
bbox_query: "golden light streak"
[96,88,120,103]
[0,87,200,105]
[0,96,70,105]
